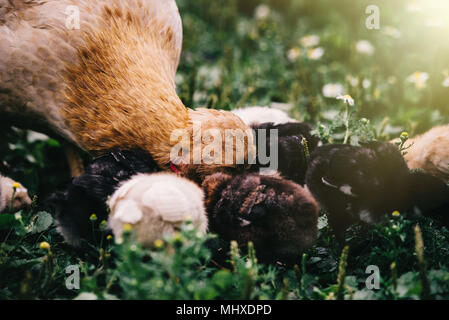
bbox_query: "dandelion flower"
[336,94,355,106]
[300,35,320,48]
[173,232,183,243]
[40,241,50,250]
[287,47,301,61]
[99,220,108,230]
[392,211,400,217]
[154,239,164,249]
[400,132,409,141]
[12,182,21,189]
[356,40,375,55]
[107,235,113,241]
[407,72,429,89]
[89,214,98,222]
[122,223,133,232]
[307,47,324,60]
[322,83,344,98]
[255,4,270,20]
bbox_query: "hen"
[0,0,253,178]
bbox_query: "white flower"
[287,47,301,61]
[356,40,375,55]
[300,35,320,48]
[425,18,444,28]
[255,4,270,20]
[407,72,429,89]
[322,83,344,98]
[307,47,324,60]
[362,79,371,89]
[336,94,355,106]
[346,75,359,87]
[383,26,401,39]
[406,2,422,12]
[443,77,449,87]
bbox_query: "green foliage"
[1,0,449,300]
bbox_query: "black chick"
[202,172,319,264]
[47,149,161,247]
[306,141,449,240]
[251,122,320,185]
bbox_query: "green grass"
[1,0,449,300]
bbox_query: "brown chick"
[392,125,449,181]
[202,172,319,264]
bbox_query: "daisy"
[255,4,270,20]
[336,94,355,106]
[322,83,344,98]
[307,47,324,60]
[407,72,429,89]
[300,35,320,48]
[443,77,449,87]
[356,40,375,55]
[287,47,301,61]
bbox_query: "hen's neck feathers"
[62,6,188,168]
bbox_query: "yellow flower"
[392,211,400,217]
[173,232,183,244]
[106,235,113,241]
[154,239,164,249]
[12,182,21,189]
[89,214,98,222]
[122,223,133,232]
[40,241,50,250]
[400,132,409,141]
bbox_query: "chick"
[48,149,161,247]
[393,125,449,181]
[306,141,449,240]
[251,122,320,185]
[108,173,208,247]
[202,172,319,264]
[0,175,32,213]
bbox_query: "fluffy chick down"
[202,172,319,264]
[397,125,449,181]
[0,175,32,213]
[108,173,208,247]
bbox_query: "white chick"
[108,173,208,247]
